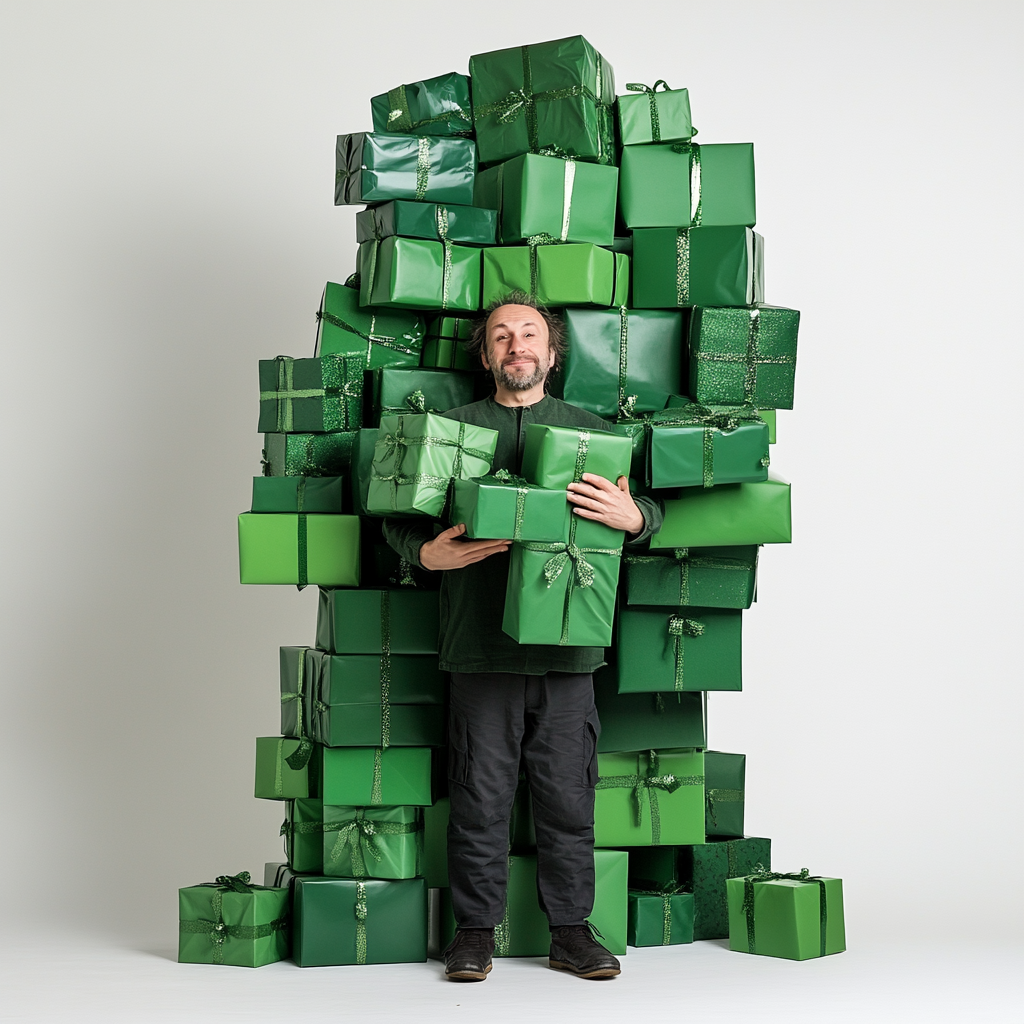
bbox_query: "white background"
[1,1,1021,1019]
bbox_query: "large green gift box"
[255,737,320,800]
[322,746,434,807]
[705,751,745,838]
[450,474,569,542]
[627,886,694,946]
[178,872,289,967]
[282,798,323,874]
[357,200,496,247]
[258,355,364,433]
[594,667,706,752]
[594,749,705,846]
[689,305,800,409]
[316,587,439,654]
[237,513,359,586]
[357,236,482,313]
[262,431,355,477]
[371,366,475,421]
[623,548,759,609]
[521,422,633,488]
[367,413,498,516]
[617,82,694,146]
[474,153,618,245]
[334,132,476,206]
[632,226,764,309]
[371,71,472,137]
[322,805,423,880]
[315,281,424,368]
[251,476,345,514]
[616,605,742,693]
[619,143,756,229]
[727,870,846,960]
[292,876,427,966]
[469,35,615,167]
[482,243,629,308]
[560,307,684,419]
[652,479,792,548]
[422,316,476,370]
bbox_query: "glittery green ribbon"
[354,881,368,965]
[494,854,515,956]
[625,80,670,142]
[706,787,743,830]
[279,814,324,861]
[323,811,422,877]
[669,143,702,227]
[260,355,363,433]
[379,591,392,749]
[616,306,638,418]
[630,881,689,944]
[742,868,829,958]
[675,229,690,307]
[414,137,431,201]
[436,205,453,309]
[371,747,384,805]
[385,84,471,134]
[492,468,533,542]
[523,232,563,300]
[667,615,705,691]
[624,549,758,606]
[281,648,313,770]
[559,156,576,241]
[315,309,419,361]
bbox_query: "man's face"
[482,304,553,392]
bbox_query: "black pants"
[447,671,600,929]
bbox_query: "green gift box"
[623,547,758,609]
[370,71,473,137]
[322,805,423,880]
[358,236,481,313]
[627,886,694,946]
[482,242,629,308]
[370,366,475,421]
[473,153,618,245]
[350,428,379,515]
[335,132,476,206]
[616,605,742,693]
[258,355,364,433]
[521,422,633,488]
[727,870,846,960]
[357,200,496,247]
[262,431,356,477]
[292,876,427,966]
[367,413,498,516]
[450,473,569,542]
[322,746,434,807]
[560,307,684,419]
[619,143,756,229]
[617,81,694,146]
[594,748,705,846]
[178,872,289,967]
[469,35,615,167]
[263,862,304,889]
[316,587,439,654]
[251,476,345,514]
[255,737,320,800]
[705,751,745,838]
[315,281,424,368]
[279,646,313,745]
[759,408,777,443]
[632,226,764,309]
[282,798,324,874]
[237,513,360,586]
[594,666,706,752]
[422,316,477,370]
[689,305,800,409]
[652,479,792,548]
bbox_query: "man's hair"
[467,291,567,373]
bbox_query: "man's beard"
[493,355,548,392]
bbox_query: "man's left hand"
[566,474,645,536]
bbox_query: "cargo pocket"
[582,709,601,788]
[448,709,470,786]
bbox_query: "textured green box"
[705,751,745,838]
[450,475,569,542]
[594,667,706,752]
[237,513,360,586]
[521,422,633,489]
[322,805,423,880]
[315,281,424,368]
[251,476,345,514]
[617,83,694,146]
[357,200,496,247]
[422,316,477,370]
[358,236,482,313]
[371,71,473,137]
[321,746,434,807]
[255,737,320,800]
[315,587,439,653]
[627,888,694,946]
[482,243,629,308]
[262,431,356,478]
[371,366,475,421]
[282,798,323,874]
[258,355,364,434]
[623,548,758,609]
[652,480,792,548]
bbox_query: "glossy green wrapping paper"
[370,72,473,137]
[370,366,476,421]
[310,693,445,749]
[322,805,423,880]
[422,316,477,370]
[627,888,694,946]
[617,83,694,146]
[450,475,569,542]
[358,237,481,313]
[705,750,745,838]
[282,798,324,873]
[315,281,424,368]
[251,476,345,514]
[237,513,360,586]
[521,422,633,488]
[356,200,496,247]
[315,588,439,653]
[482,243,629,308]
[652,480,791,548]
[594,667,706,752]
[321,746,434,807]
[623,547,759,609]
[258,355,364,433]
[262,431,356,477]
[255,737,320,800]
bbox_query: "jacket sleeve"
[625,492,664,548]
[382,517,440,570]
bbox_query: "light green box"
[237,513,360,586]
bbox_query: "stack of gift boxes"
[179,34,846,970]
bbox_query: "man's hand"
[419,523,511,571]
[566,474,645,535]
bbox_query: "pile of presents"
[178,34,846,970]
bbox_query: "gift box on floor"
[258,355,364,434]
[322,746,434,806]
[627,885,694,946]
[623,547,759,609]
[450,473,569,542]
[705,751,745,838]
[282,798,324,874]
[617,81,694,146]
[237,513,360,586]
[315,281,424,368]
[422,315,477,370]
[594,667,706,752]
[255,737,321,800]
[316,588,439,653]
[251,476,346,514]
[371,71,473,137]
[357,200,496,247]
[521,422,633,489]
[370,366,475,421]
[178,872,289,967]
[322,805,424,880]
[357,236,482,313]
[652,479,791,548]
[262,431,356,477]
[292,876,427,966]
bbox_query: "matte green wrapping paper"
[652,479,792,548]
[310,683,445,749]
[251,476,345,514]
[322,746,434,807]
[282,798,324,874]
[469,35,615,167]
[322,805,423,880]
[705,751,745,838]
[370,366,475,421]
[357,201,496,247]
[370,72,473,137]
[316,586,439,654]
[594,667,706,752]
[335,133,476,206]
[358,236,481,313]
[262,431,355,477]
[521,422,633,488]
[292,876,427,967]
[632,226,764,309]
[258,355,364,433]
[616,605,743,693]
[450,474,569,542]
[350,428,379,515]
[627,887,694,946]
[255,737,320,800]
[237,513,360,587]
[315,281,424,368]
[623,548,759,609]
[689,305,800,409]
[422,316,477,370]
[617,82,694,146]
[759,408,777,443]
[482,243,629,308]
[473,153,618,245]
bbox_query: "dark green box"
[315,588,439,654]
[594,666,706,752]
[623,548,758,609]
[705,750,745,838]
[315,281,425,368]
[357,201,496,247]
[282,798,324,874]
[251,476,345,514]
[258,355,364,433]
[358,236,481,313]
[370,366,475,421]
[371,72,473,137]
[627,888,694,946]
[262,432,356,477]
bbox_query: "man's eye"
[524,332,534,338]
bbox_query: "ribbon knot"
[668,615,705,691]
[626,80,670,142]
[213,872,253,893]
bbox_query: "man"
[384,292,663,981]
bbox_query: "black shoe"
[549,925,621,979]
[443,928,494,982]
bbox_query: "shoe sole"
[446,964,492,982]
[549,959,620,979]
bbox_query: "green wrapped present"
[474,153,618,245]
[371,72,473,137]
[251,476,345,514]
[727,869,846,960]
[595,748,705,846]
[759,408,777,443]
[689,305,800,409]
[358,236,481,313]
[350,428,379,515]
[422,315,477,370]
[335,132,476,206]
[258,355,364,433]
[482,242,629,308]
[560,307,684,419]
[281,798,324,874]
[469,35,615,167]
[609,419,648,479]
[617,81,694,146]
[616,605,742,693]
[316,587,439,653]
[292,876,427,966]
[450,472,568,542]
[322,746,434,807]
[632,226,764,309]
[237,512,360,587]
[652,479,792,548]
[370,366,475,421]
[521,422,633,488]
[705,751,745,838]
[255,736,320,800]
[594,667,706,752]
[262,431,356,477]
[279,647,315,767]
[367,413,498,516]
[620,143,756,229]
[322,805,423,880]
[315,281,424,368]
[357,200,496,247]
[627,885,694,946]
[623,547,758,609]
[263,862,303,889]
[178,871,289,967]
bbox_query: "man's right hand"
[419,523,510,571]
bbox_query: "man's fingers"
[438,522,468,540]
[567,482,607,501]
[580,473,616,492]
[616,475,631,492]
[457,545,510,566]
[567,491,604,511]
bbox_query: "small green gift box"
[292,876,427,966]
[322,805,424,880]
[178,872,289,967]
[727,869,846,960]
[469,34,615,167]
[367,413,498,516]
[322,746,434,807]
[689,305,800,409]
[237,513,359,586]
[335,132,476,206]
[370,71,473,137]
[705,751,745,838]
[473,153,618,245]
[482,242,629,308]
[652,479,791,548]
[623,547,758,609]
[450,473,569,542]
[627,885,694,946]
[521,422,633,488]
[617,81,694,146]
[255,737,320,800]
[422,316,477,370]
[370,366,475,422]
[252,476,345,514]
[620,143,756,229]
[594,667,706,752]
[315,281,424,368]
[258,355,364,433]
[358,236,482,313]
[316,587,439,653]
[632,226,763,309]
[594,748,705,846]
[357,200,496,247]
[262,431,355,477]
[282,798,324,873]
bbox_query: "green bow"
[180,873,286,964]
[324,813,423,877]
[667,615,705,691]
[625,80,670,142]
[630,880,690,944]
[491,469,532,541]
[742,867,829,957]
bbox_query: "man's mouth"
[503,358,537,370]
